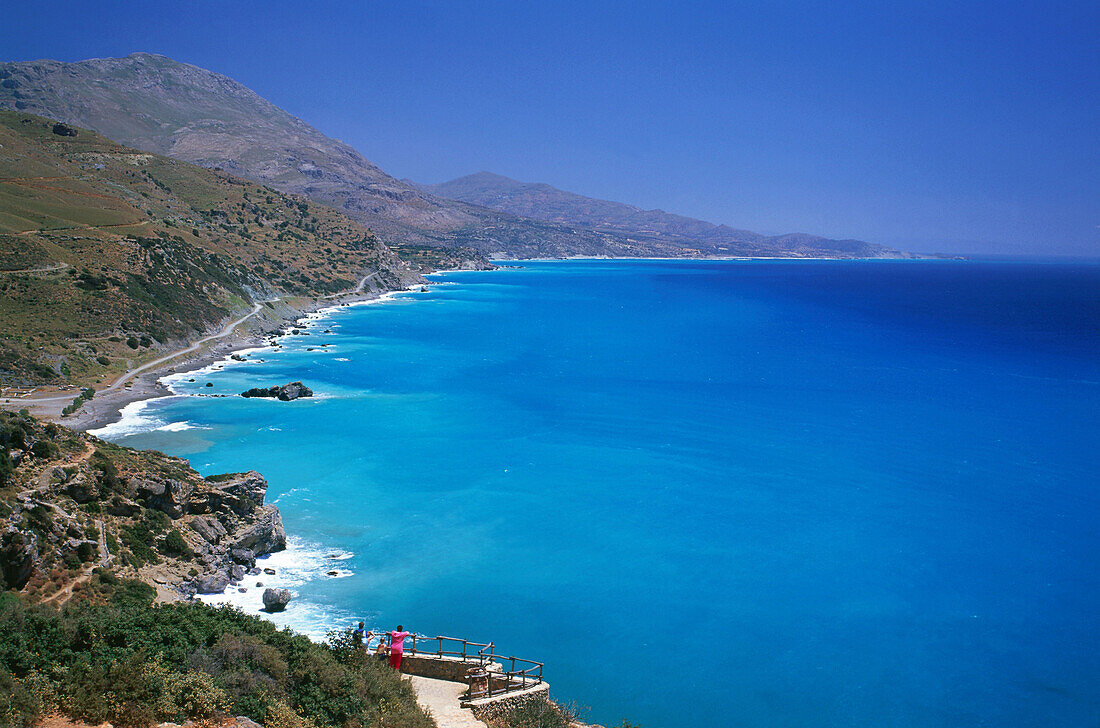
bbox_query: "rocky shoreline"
[0,406,290,604]
[0,268,436,432]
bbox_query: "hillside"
[425,171,905,258]
[0,410,285,600]
[0,54,622,258]
[0,54,905,259]
[0,110,420,387]
[0,414,431,728]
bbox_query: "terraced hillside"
[0,110,419,387]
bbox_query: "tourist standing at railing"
[389,625,410,670]
[353,622,367,651]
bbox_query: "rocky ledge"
[240,381,313,401]
[0,411,286,603]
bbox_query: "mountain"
[0,54,654,258]
[424,171,903,258]
[1,54,905,259]
[0,109,418,386]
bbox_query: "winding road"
[11,269,381,408]
[21,301,267,404]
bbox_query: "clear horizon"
[3,0,1097,256]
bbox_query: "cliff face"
[0,410,284,602]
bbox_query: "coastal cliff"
[0,410,587,728]
[0,409,285,603]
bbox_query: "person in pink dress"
[389,625,410,670]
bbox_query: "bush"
[126,337,139,349]
[77,542,97,562]
[97,355,111,365]
[0,584,431,728]
[30,441,57,459]
[160,529,192,558]
[487,699,580,728]
[0,668,43,728]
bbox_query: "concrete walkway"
[407,675,487,728]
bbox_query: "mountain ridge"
[1,54,908,259]
[423,171,899,257]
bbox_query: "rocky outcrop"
[216,470,268,507]
[262,587,292,612]
[232,507,286,555]
[231,547,256,567]
[195,571,230,594]
[0,528,38,589]
[240,382,313,401]
[0,414,292,602]
[130,475,194,518]
[66,473,98,503]
[190,516,227,545]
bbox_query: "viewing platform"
[373,634,550,725]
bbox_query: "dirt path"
[24,440,109,607]
[15,218,150,236]
[34,441,95,491]
[21,301,267,405]
[407,675,488,728]
[0,262,70,275]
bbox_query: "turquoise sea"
[96,259,1100,728]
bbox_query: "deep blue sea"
[97,259,1100,728]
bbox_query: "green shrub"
[0,669,43,728]
[77,542,97,562]
[0,583,431,728]
[92,450,123,492]
[30,441,57,459]
[488,699,580,728]
[160,529,192,558]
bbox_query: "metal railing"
[372,632,543,698]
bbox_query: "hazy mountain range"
[422,172,898,257]
[0,53,907,259]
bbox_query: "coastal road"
[6,268,385,414]
[17,301,268,404]
[321,270,379,299]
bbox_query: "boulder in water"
[262,587,292,612]
[240,382,313,401]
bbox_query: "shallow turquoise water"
[101,259,1100,727]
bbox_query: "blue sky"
[3,1,1097,255]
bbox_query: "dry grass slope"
[0,110,417,387]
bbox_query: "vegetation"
[1,412,222,595]
[0,574,432,728]
[60,386,95,416]
[0,109,413,388]
[486,700,580,728]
